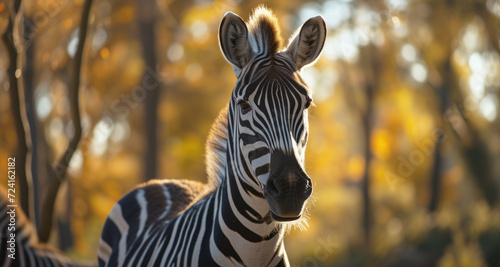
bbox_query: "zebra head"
[219,7,326,222]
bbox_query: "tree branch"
[38,0,93,243]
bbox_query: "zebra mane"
[248,6,284,56]
[205,106,228,189]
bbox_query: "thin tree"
[37,0,93,243]
[2,0,31,219]
[137,0,161,181]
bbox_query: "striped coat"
[0,188,95,267]
[98,6,326,267]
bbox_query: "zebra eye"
[238,100,252,114]
[305,97,313,109]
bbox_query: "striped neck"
[204,106,288,266]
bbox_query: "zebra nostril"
[266,179,280,198]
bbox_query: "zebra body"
[98,6,326,267]
[0,187,95,267]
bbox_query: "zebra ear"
[287,16,327,70]
[219,12,253,77]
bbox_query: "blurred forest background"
[1,0,500,266]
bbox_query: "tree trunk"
[137,0,160,181]
[427,58,451,213]
[20,14,41,231]
[2,0,31,219]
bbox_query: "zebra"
[98,6,326,267]
[0,187,95,267]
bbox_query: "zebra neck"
[206,162,287,266]
[203,107,287,265]
[206,106,273,217]
[207,119,286,265]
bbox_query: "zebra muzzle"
[264,150,313,221]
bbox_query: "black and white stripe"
[0,188,95,267]
[98,6,326,267]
